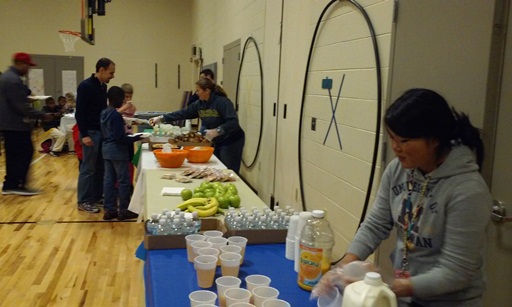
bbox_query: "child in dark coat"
[100,86,145,220]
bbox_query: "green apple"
[228,195,241,208]
[217,196,230,209]
[180,189,193,201]
[194,187,203,194]
[193,192,205,198]
[205,190,216,198]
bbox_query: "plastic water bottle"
[232,216,243,230]
[224,211,234,228]
[171,218,183,235]
[183,217,195,234]
[297,210,334,291]
[246,216,256,229]
[282,216,290,229]
[156,219,170,235]
[256,216,268,229]
[147,213,160,235]
[192,211,201,233]
[269,215,280,229]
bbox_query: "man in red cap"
[0,52,53,195]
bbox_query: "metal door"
[222,39,241,104]
[28,55,84,100]
[484,1,512,304]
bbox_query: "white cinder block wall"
[191,0,394,260]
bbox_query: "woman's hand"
[149,115,162,126]
[204,129,220,141]
[391,278,413,297]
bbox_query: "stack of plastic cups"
[285,214,299,260]
[294,211,313,272]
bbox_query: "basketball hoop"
[58,30,81,52]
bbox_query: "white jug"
[342,272,397,307]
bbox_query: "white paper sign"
[28,68,45,95]
[62,70,77,96]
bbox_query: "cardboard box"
[144,218,226,250]
[224,224,288,245]
[175,141,212,147]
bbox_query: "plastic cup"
[317,287,342,307]
[192,241,213,256]
[227,236,248,262]
[195,305,218,307]
[194,255,218,288]
[197,247,221,266]
[203,230,224,238]
[230,303,255,307]
[186,234,206,262]
[215,276,241,307]
[207,236,228,250]
[245,275,271,292]
[189,290,217,307]
[219,252,242,277]
[220,244,242,255]
[262,299,290,307]
[224,288,252,306]
[252,286,279,307]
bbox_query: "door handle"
[492,200,512,223]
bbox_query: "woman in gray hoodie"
[317,89,492,306]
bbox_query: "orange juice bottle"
[297,210,334,291]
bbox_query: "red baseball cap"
[13,52,37,66]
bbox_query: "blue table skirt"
[143,243,316,306]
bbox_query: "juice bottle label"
[298,244,325,290]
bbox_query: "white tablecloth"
[60,113,76,132]
[128,143,227,219]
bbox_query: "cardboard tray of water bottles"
[223,206,290,245]
[224,225,287,245]
[144,218,226,250]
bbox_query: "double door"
[28,55,84,107]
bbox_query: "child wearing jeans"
[100,86,145,220]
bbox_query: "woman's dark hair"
[385,88,484,168]
[107,86,125,108]
[200,69,215,80]
[195,78,227,97]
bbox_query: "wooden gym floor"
[0,129,145,307]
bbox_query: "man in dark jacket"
[75,58,115,213]
[0,52,50,195]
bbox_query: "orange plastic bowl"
[183,146,214,163]
[153,149,188,168]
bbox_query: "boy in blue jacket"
[101,86,144,220]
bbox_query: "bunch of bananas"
[177,197,224,217]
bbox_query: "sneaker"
[103,210,118,221]
[77,202,100,213]
[118,209,139,221]
[68,151,77,155]
[2,188,42,196]
[94,198,104,207]
[49,151,59,157]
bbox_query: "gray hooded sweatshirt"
[348,144,492,306]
